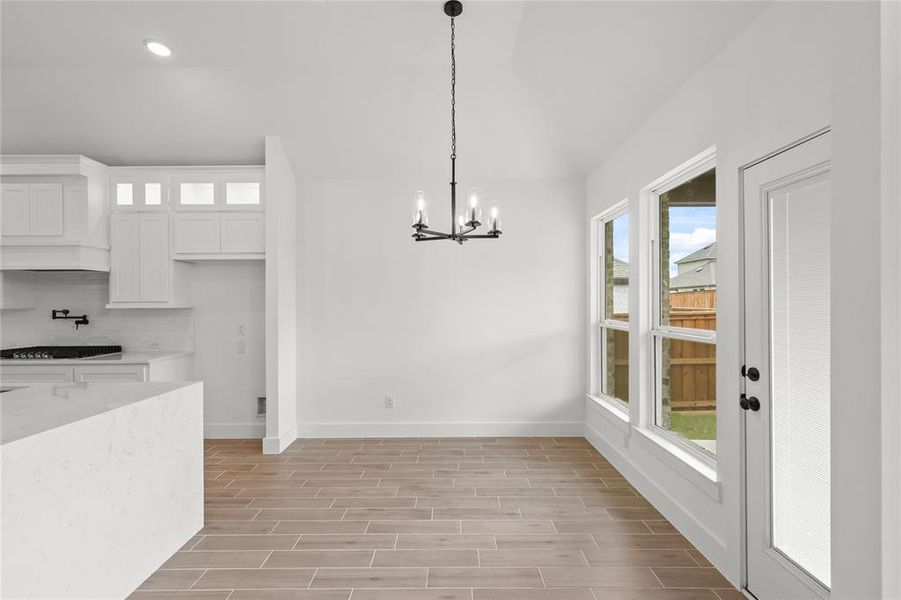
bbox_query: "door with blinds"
[742,130,831,599]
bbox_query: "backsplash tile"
[1,272,194,351]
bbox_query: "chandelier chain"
[450,16,456,161]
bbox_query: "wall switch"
[237,340,247,354]
[385,395,395,409]
[237,324,246,336]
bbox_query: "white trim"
[589,198,632,405]
[586,394,631,433]
[584,419,729,581]
[204,422,266,439]
[643,147,719,467]
[263,424,297,454]
[634,425,718,489]
[297,421,584,438]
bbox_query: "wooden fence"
[611,289,717,411]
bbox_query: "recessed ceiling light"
[143,40,172,57]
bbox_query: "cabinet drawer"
[172,213,220,254]
[0,365,74,384]
[74,365,147,383]
[220,212,265,253]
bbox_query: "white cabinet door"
[139,214,170,302]
[1,184,31,236]
[29,183,64,236]
[172,213,220,254]
[221,212,265,253]
[74,365,147,382]
[0,365,74,384]
[110,214,140,303]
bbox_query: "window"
[144,183,162,205]
[652,165,716,456]
[226,181,261,206]
[179,182,215,206]
[116,183,133,206]
[595,203,630,405]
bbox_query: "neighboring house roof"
[676,242,716,264]
[612,258,630,280]
[671,260,715,290]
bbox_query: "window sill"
[632,426,721,501]
[585,394,630,433]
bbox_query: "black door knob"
[746,367,760,381]
[740,394,761,411]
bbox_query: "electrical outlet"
[236,340,247,354]
[237,324,246,336]
[385,395,395,409]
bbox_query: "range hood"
[1,155,110,272]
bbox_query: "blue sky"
[610,206,716,276]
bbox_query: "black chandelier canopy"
[411,0,502,245]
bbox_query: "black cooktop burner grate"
[0,345,123,359]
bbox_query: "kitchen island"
[1,381,203,599]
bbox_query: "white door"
[109,213,140,303]
[138,213,170,302]
[0,184,31,236]
[29,183,64,236]
[743,130,831,599]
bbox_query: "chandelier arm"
[415,235,452,242]
[459,234,500,240]
[417,228,454,239]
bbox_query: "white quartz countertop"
[0,351,193,366]
[0,381,197,445]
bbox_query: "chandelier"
[411,0,502,245]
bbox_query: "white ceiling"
[0,1,766,178]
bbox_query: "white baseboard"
[296,421,583,438]
[583,421,731,583]
[203,422,266,439]
[263,424,297,455]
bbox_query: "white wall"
[830,2,884,598]
[296,176,585,437]
[263,136,298,453]
[0,271,193,351]
[191,262,266,438]
[583,1,833,587]
[881,3,901,596]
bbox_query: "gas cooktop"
[0,346,123,360]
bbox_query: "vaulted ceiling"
[1,1,766,179]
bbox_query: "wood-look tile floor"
[130,437,741,600]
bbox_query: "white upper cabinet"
[0,183,63,237]
[109,212,191,308]
[109,213,140,302]
[138,213,170,302]
[29,183,64,236]
[0,184,30,236]
[221,213,265,253]
[0,156,110,271]
[170,170,263,212]
[111,172,168,211]
[172,212,221,254]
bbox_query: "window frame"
[590,199,631,412]
[646,149,718,466]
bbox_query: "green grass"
[669,411,716,440]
